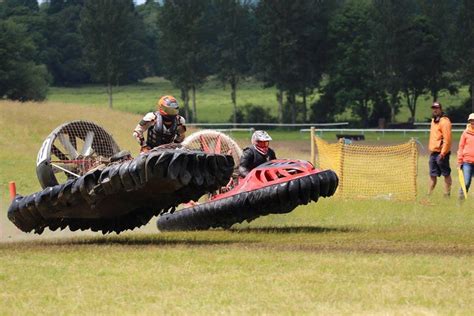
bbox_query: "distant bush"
[310,89,342,123]
[446,97,473,122]
[282,100,306,123]
[5,64,50,102]
[230,103,277,123]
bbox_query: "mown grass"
[47,77,279,123]
[1,198,473,314]
[46,77,471,123]
[1,101,473,314]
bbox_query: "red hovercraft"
[157,133,339,231]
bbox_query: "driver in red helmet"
[133,95,186,153]
[238,130,276,177]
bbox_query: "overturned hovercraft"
[7,121,234,234]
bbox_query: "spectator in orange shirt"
[428,102,452,197]
[457,113,474,199]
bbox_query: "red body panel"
[210,159,321,201]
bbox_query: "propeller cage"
[36,121,121,188]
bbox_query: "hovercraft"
[7,121,234,234]
[157,159,339,231]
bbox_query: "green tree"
[255,0,329,123]
[326,0,386,127]
[136,0,161,76]
[294,0,334,122]
[214,0,256,125]
[372,0,416,122]
[0,20,50,101]
[80,0,146,108]
[44,0,89,85]
[122,11,149,84]
[396,15,443,121]
[1,0,49,66]
[2,0,39,15]
[455,0,474,112]
[47,0,65,14]
[417,0,460,101]
[158,0,214,122]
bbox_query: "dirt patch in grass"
[254,242,474,256]
[230,225,358,234]
[2,229,472,257]
[0,235,252,250]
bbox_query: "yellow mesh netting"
[313,136,418,201]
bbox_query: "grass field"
[46,77,471,123]
[1,101,473,314]
[47,77,280,123]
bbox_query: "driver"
[133,95,186,153]
[238,130,276,177]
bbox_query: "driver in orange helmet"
[133,95,186,153]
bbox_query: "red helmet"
[157,95,179,117]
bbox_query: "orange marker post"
[9,181,17,201]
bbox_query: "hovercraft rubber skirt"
[157,169,338,231]
[8,149,234,234]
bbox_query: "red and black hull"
[157,160,338,231]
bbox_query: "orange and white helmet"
[157,95,179,117]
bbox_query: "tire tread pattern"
[157,170,339,231]
[8,149,234,234]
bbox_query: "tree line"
[0,0,473,125]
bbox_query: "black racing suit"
[238,146,276,177]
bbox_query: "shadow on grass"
[1,225,361,250]
[229,225,360,234]
[0,233,256,249]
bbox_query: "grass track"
[1,240,472,314]
[1,200,473,314]
[1,101,473,314]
